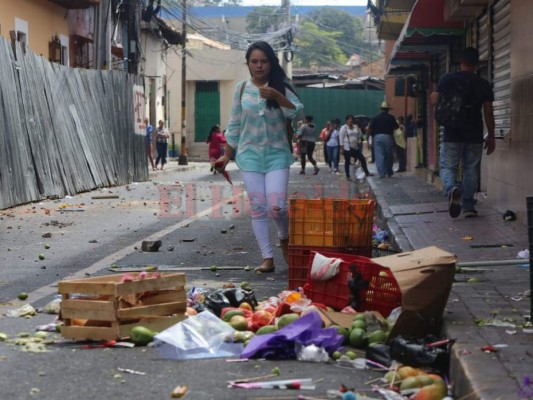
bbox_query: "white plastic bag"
[154,311,243,360]
[310,252,342,281]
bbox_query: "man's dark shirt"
[437,70,493,143]
[369,112,398,135]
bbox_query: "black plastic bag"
[389,335,454,374]
[203,288,258,317]
[365,344,392,368]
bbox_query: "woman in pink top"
[206,125,226,173]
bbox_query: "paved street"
[1,160,532,400]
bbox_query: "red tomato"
[251,310,273,327]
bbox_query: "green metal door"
[195,81,220,142]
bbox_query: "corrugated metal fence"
[0,38,147,210]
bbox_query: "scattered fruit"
[255,325,278,335]
[277,313,300,329]
[345,350,357,360]
[331,351,342,360]
[349,328,366,348]
[367,329,387,345]
[222,309,245,322]
[398,366,419,380]
[400,376,423,391]
[44,244,50,249]
[18,293,28,300]
[384,371,401,383]
[351,319,366,331]
[239,302,253,311]
[229,315,249,331]
[210,265,217,272]
[129,326,157,346]
[38,254,45,260]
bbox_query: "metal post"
[178,0,188,165]
[527,196,533,321]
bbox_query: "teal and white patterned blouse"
[225,80,303,173]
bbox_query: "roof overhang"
[48,0,99,9]
[443,0,487,21]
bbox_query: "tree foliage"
[294,20,347,68]
[305,8,365,59]
[245,6,286,34]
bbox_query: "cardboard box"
[372,246,456,338]
[317,309,357,329]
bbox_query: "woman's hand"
[258,86,280,101]
[214,154,230,172]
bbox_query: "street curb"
[365,175,514,400]
[366,177,413,252]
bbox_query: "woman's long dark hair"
[206,125,220,143]
[245,41,297,110]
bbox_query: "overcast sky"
[240,0,368,6]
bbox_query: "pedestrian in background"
[296,115,319,175]
[144,117,156,171]
[430,47,495,218]
[367,101,398,178]
[319,120,330,166]
[206,125,226,173]
[339,114,372,180]
[394,115,407,172]
[325,120,340,174]
[217,41,303,274]
[155,120,170,170]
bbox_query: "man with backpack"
[430,47,496,218]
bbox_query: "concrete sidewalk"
[367,170,532,400]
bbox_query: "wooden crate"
[58,272,187,341]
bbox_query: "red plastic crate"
[289,198,375,248]
[288,245,372,290]
[303,251,402,317]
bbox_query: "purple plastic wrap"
[240,311,344,360]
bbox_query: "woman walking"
[216,41,303,274]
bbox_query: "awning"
[387,0,464,71]
[371,0,417,41]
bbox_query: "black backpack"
[434,76,473,129]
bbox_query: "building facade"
[0,0,71,65]
[376,0,532,219]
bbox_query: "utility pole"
[127,0,140,74]
[281,0,291,78]
[95,0,112,69]
[178,0,188,165]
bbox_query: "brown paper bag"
[372,246,456,339]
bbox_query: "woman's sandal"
[255,259,275,274]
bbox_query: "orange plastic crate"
[289,199,375,248]
[303,251,402,317]
[288,245,372,290]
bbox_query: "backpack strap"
[239,81,246,102]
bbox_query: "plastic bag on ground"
[203,288,258,317]
[310,252,342,280]
[154,311,243,360]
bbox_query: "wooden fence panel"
[0,38,147,210]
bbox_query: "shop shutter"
[477,12,489,63]
[491,0,511,138]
